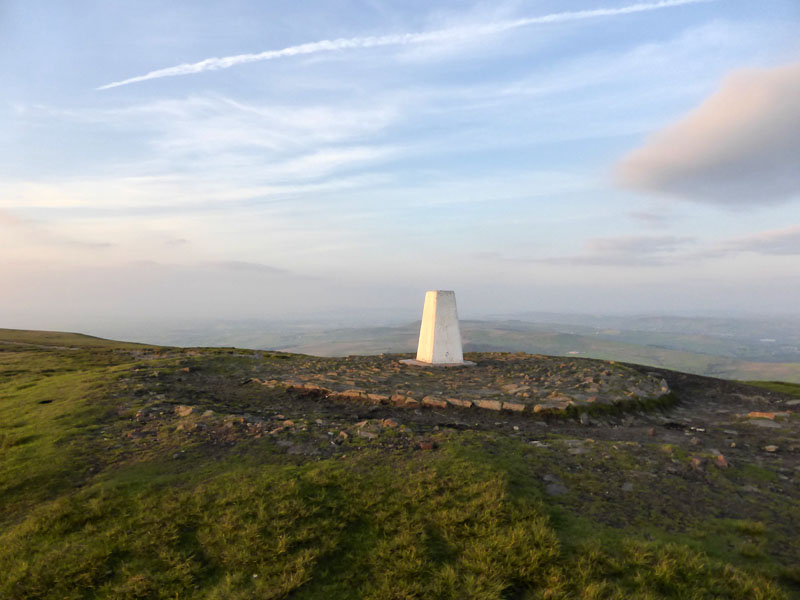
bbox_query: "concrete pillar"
[401,290,474,367]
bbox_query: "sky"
[2,0,799,332]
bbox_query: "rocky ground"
[109,351,800,560]
[4,340,800,598]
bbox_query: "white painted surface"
[415,290,466,365]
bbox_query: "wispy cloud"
[697,225,800,258]
[98,0,712,90]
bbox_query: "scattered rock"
[174,405,194,417]
[764,445,779,453]
[545,483,568,496]
[748,411,790,420]
[715,454,729,468]
[502,402,526,412]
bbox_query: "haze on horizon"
[2,0,799,333]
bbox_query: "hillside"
[1,329,799,599]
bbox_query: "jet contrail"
[98,0,712,90]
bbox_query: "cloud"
[616,61,800,206]
[702,225,800,257]
[98,0,711,90]
[544,235,694,266]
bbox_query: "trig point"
[400,290,475,367]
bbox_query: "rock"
[367,393,389,403]
[748,419,783,429]
[174,405,194,417]
[418,441,436,451]
[690,456,703,470]
[381,418,399,428]
[621,482,634,492]
[786,399,800,407]
[422,396,448,409]
[648,427,655,436]
[475,400,502,411]
[357,430,377,440]
[501,384,530,394]
[338,430,349,440]
[715,454,729,468]
[690,437,702,446]
[202,410,214,418]
[447,397,473,408]
[579,412,590,425]
[502,402,526,412]
[545,483,567,496]
[764,445,779,453]
[282,420,294,427]
[748,411,790,420]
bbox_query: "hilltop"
[1,329,799,599]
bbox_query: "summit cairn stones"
[400,290,475,367]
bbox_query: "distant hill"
[276,320,800,383]
[0,328,157,350]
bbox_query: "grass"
[0,327,156,349]
[743,380,800,398]
[0,335,798,599]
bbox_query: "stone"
[748,411,790,420]
[764,445,779,453]
[748,419,783,429]
[418,441,436,450]
[174,405,194,417]
[357,430,377,440]
[422,396,448,409]
[715,454,729,468]
[502,402,526,413]
[447,397,473,408]
[545,482,567,496]
[475,399,502,411]
[621,482,634,492]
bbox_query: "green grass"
[0,327,156,349]
[0,339,797,599]
[743,380,800,397]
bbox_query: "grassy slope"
[0,328,155,349]
[0,331,797,599]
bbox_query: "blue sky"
[1,0,799,328]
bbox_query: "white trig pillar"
[401,290,475,367]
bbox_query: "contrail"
[98,0,712,90]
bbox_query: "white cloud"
[615,61,800,206]
[97,0,712,90]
